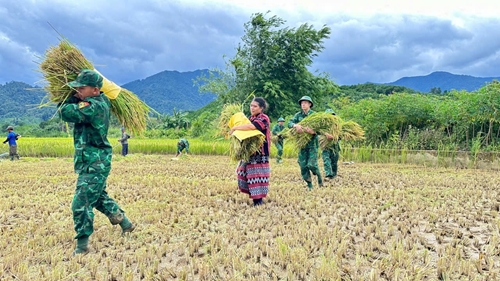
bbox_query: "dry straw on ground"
[1,155,500,280]
[38,38,149,135]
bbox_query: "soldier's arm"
[287,113,300,129]
[59,97,98,124]
[185,141,189,153]
[271,124,278,135]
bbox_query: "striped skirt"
[236,156,270,199]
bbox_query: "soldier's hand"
[294,124,303,133]
[325,133,334,140]
[304,127,315,134]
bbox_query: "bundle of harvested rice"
[319,119,365,149]
[218,105,265,161]
[230,134,265,161]
[339,120,365,141]
[38,38,149,135]
[287,113,341,149]
[217,104,242,137]
[271,127,289,144]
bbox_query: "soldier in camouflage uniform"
[322,109,341,181]
[271,117,285,163]
[175,138,189,157]
[288,96,323,190]
[59,69,135,255]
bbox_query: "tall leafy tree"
[198,12,336,118]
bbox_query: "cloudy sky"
[1,0,500,86]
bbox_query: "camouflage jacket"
[59,94,112,174]
[287,109,318,149]
[178,138,189,152]
[271,124,285,136]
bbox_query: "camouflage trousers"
[298,146,321,183]
[72,172,125,239]
[322,148,339,178]
[275,140,284,160]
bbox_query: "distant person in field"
[118,127,130,156]
[3,126,21,161]
[59,69,135,256]
[271,117,285,163]
[322,109,341,181]
[229,97,271,206]
[176,138,190,157]
[288,96,323,190]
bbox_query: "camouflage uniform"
[322,141,340,178]
[59,70,131,244]
[288,109,322,187]
[322,109,340,179]
[177,138,189,154]
[271,119,285,163]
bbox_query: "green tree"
[198,12,336,118]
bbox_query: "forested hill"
[387,71,500,93]
[122,69,216,114]
[2,70,500,122]
[0,81,53,121]
[0,70,216,121]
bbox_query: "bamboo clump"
[38,38,150,135]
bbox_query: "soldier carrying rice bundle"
[287,96,341,190]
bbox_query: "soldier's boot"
[318,175,324,187]
[10,156,14,161]
[72,236,89,256]
[306,180,313,191]
[120,216,135,236]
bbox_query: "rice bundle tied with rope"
[38,38,150,135]
[217,104,265,161]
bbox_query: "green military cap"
[67,69,103,88]
[325,109,336,115]
[278,117,285,122]
[298,96,313,108]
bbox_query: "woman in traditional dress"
[229,97,271,206]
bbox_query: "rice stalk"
[340,120,365,141]
[287,113,341,149]
[229,135,265,161]
[319,120,365,149]
[217,104,242,138]
[38,38,150,135]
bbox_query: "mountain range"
[1,70,499,121]
[386,71,500,92]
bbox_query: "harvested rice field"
[1,154,500,280]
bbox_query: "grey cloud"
[314,14,498,84]
[1,2,499,87]
[0,0,244,85]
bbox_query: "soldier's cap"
[325,109,336,115]
[6,126,13,131]
[298,95,313,108]
[278,117,285,122]
[67,69,103,89]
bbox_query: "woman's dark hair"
[253,97,268,111]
